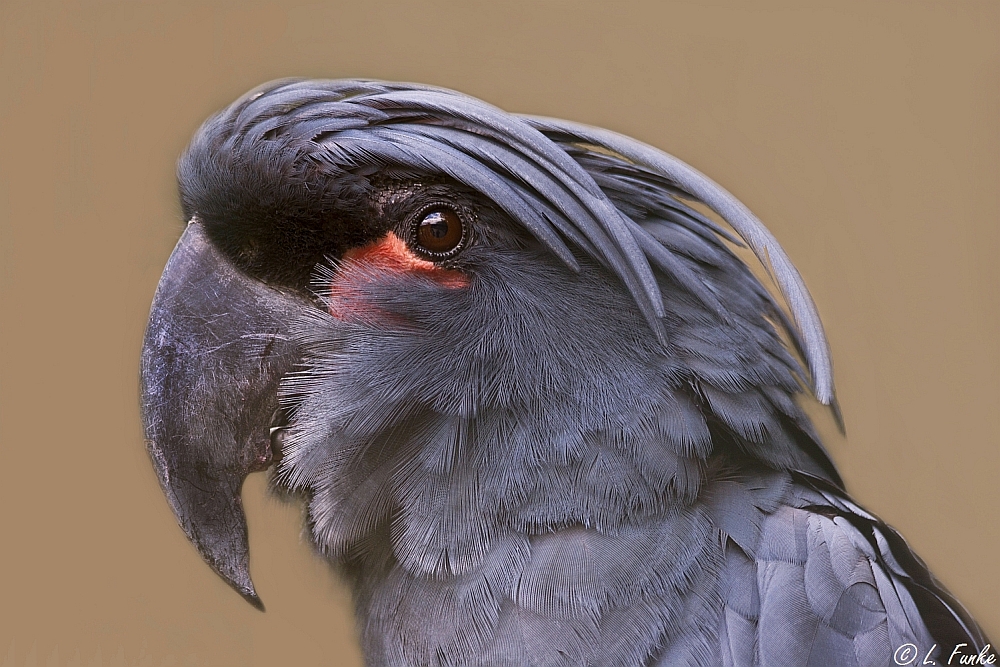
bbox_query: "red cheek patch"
[328,232,468,321]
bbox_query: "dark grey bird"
[141,79,990,666]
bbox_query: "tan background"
[1,1,997,665]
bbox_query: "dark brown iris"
[414,208,464,257]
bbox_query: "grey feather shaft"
[522,116,835,405]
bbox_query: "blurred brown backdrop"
[1,1,997,665]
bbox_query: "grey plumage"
[141,78,989,665]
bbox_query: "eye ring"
[408,204,467,260]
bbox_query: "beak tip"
[203,546,266,612]
[241,587,266,612]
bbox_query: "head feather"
[179,78,835,404]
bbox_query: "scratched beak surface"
[140,221,307,609]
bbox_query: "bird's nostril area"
[249,408,289,472]
[268,407,289,464]
[269,426,286,464]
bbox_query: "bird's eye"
[412,207,465,259]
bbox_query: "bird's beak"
[140,221,308,610]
